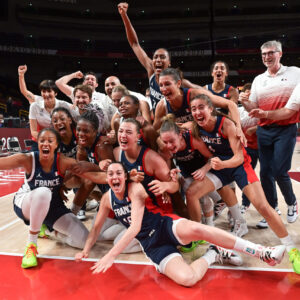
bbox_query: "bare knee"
[174,269,198,287]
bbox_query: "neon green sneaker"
[21,243,38,269]
[38,224,49,239]
[180,240,207,253]
[289,248,300,274]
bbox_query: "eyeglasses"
[261,50,280,57]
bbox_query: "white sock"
[28,233,38,245]
[280,235,295,252]
[202,249,217,266]
[233,237,263,258]
[228,204,245,222]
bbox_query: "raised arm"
[18,65,35,104]
[55,71,83,98]
[118,2,153,77]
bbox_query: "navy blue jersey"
[198,116,234,159]
[86,135,109,193]
[16,151,70,230]
[86,134,101,165]
[207,83,234,115]
[59,130,77,158]
[119,146,173,214]
[164,88,193,124]
[26,151,64,197]
[109,185,182,267]
[149,74,163,113]
[173,130,206,178]
[109,186,162,240]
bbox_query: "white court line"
[0,219,21,231]
[0,252,294,273]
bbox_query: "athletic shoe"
[209,244,243,266]
[287,202,298,223]
[256,207,281,229]
[256,218,268,229]
[275,206,282,216]
[240,205,249,214]
[38,224,49,239]
[231,219,248,237]
[213,199,227,220]
[180,240,206,253]
[77,210,86,221]
[259,245,286,266]
[288,248,300,274]
[21,243,38,269]
[86,199,99,211]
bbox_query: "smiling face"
[41,89,56,108]
[159,75,181,103]
[74,89,91,112]
[119,96,139,118]
[107,163,127,195]
[83,74,98,91]
[118,121,140,151]
[261,46,282,70]
[190,98,214,128]
[38,130,58,160]
[160,131,181,153]
[76,119,97,148]
[105,76,121,98]
[211,62,228,83]
[153,49,170,76]
[51,110,72,138]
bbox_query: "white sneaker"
[256,218,268,229]
[231,219,248,237]
[275,206,281,215]
[240,205,249,214]
[86,199,99,211]
[214,199,227,220]
[259,245,286,266]
[77,210,86,221]
[287,202,298,223]
[209,244,243,266]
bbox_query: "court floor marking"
[0,218,21,231]
[0,252,293,273]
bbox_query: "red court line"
[1,255,299,300]
[288,172,300,183]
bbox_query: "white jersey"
[249,65,300,126]
[29,96,75,129]
[285,83,300,112]
[69,88,117,131]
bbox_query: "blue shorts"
[211,156,259,190]
[13,192,70,231]
[138,216,184,272]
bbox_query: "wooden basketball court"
[1,143,300,299]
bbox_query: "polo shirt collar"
[265,64,287,77]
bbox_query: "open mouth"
[112,181,120,188]
[41,148,50,155]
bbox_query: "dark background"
[0,0,299,117]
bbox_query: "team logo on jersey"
[137,166,143,171]
[36,172,42,178]
[55,172,58,176]
[281,78,287,81]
